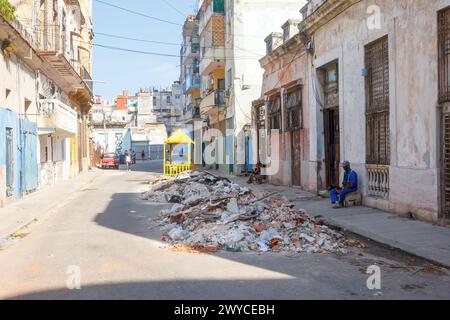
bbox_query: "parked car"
[101,153,119,169]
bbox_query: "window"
[439,7,450,103]
[365,36,390,165]
[268,95,281,131]
[217,79,225,91]
[167,96,171,104]
[153,96,157,105]
[324,64,338,108]
[213,0,224,13]
[284,86,302,130]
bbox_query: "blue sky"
[92,0,198,101]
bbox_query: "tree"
[0,0,16,22]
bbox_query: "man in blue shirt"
[330,161,358,209]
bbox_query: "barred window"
[365,36,390,165]
[268,95,281,131]
[439,7,450,103]
[284,86,302,130]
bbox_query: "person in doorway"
[330,161,358,208]
[125,151,132,171]
[141,149,145,160]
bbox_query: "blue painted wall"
[0,108,38,199]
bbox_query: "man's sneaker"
[332,204,342,209]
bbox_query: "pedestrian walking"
[141,149,145,160]
[125,151,132,171]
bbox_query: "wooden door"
[291,130,302,186]
[324,107,340,189]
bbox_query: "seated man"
[247,161,265,184]
[330,161,358,209]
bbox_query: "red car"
[101,153,119,169]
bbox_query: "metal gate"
[442,111,450,219]
[439,7,450,219]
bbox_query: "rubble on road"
[143,171,362,254]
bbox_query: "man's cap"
[342,160,350,167]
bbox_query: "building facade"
[296,0,450,221]
[0,0,93,206]
[253,20,309,188]
[196,0,308,174]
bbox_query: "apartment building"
[196,0,308,174]
[0,0,93,205]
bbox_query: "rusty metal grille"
[366,36,390,165]
[284,87,303,130]
[442,112,450,219]
[439,7,450,104]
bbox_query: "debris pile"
[143,171,360,254]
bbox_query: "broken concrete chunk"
[226,198,239,214]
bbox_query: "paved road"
[0,161,449,299]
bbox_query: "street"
[0,161,449,300]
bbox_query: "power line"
[91,42,261,60]
[94,0,183,27]
[95,0,266,39]
[96,32,181,46]
[93,43,180,57]
[161,0,189,18]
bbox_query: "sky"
[92,0,198,102]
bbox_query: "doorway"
[291,130,302,186]
[322,62,340,189]
[324,108,340,188]
[5,128,14,197]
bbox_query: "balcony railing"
[215,90,225,107]
[35,25,66,53]
[367,164,390,199]
[37,99,78,135]
[186,73,201,90]
[80,65,93,94]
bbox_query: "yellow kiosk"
[163,129,196,176]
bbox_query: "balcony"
[80,65,93,95]
[199,45,225,75]
[199,90,225,116]
[36,99,78,136]
[199,0,225,35]
[186,73,201,92]
[215,90,225,107]
[35,26,92,103]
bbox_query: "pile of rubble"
[142,171,359,254]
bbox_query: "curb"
[320,216,450,268]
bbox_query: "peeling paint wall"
[305,0,450,220]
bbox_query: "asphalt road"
[0,160,449,299]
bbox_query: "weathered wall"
[228,0,308,174]
[258,42,311,188]
[306,0,450,220]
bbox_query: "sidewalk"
[0,169,102,242]
[203,169,450,268]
